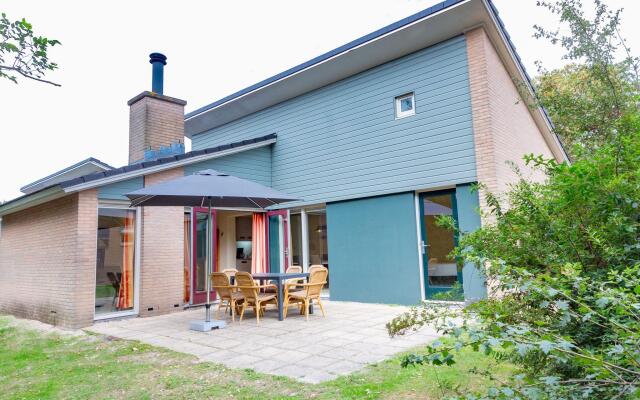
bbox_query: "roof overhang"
[0,186,67,217]
[59,136,276,193]
[20,158,113,194]
[185,0,568,162]
[0,136,276,217]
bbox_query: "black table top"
[252,272,309,280]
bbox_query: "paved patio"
[88,300,440,383]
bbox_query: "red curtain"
[183,214,191,303]
[117,210,135,309]
[251,213,267,273]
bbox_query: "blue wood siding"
[192,36,476,204]
[98,177,143,200]
[183,146,271,187]
[326,192,422,305]
[455,183,487,302]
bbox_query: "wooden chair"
[264,265,303,293]
[210,272,243,322]
[287,265,303,274]
[309,264,325,273]
[235,272,277,324]
[221,268,238,279]
[283,266,328,321]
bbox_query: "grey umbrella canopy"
[125,169,299,331]
[126,169,298,209]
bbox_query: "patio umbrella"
[125,169,299,331]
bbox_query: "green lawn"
[0,316,515,399]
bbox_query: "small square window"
[395,92,415,119]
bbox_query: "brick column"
[465,27,555,224]
[72,189,98,328]
[465,27,499,224]
[139,167,185,317]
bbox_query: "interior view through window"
[216,211,254,273]
[290,213,303,266]
[307,209,329,289]
[95,207,136,316]
[423,194,458,287]
[289,209,329,290]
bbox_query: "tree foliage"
[387,1,640,398]
[0,12,60,86]
[532,0,639,156]
[388,132,640,398]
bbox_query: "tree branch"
[0,65,61,87]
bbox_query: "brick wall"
[128,92,187,164]
[139,167,185,317]
[0,190,97,328]
[465,27,555,220]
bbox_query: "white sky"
[1,0,638,201]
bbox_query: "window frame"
[394,92,416,119]
[94,204,141,321]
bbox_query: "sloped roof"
[184,0,568,162]
[20,157,114,194]
[0,134,277,217]
[58,133,276,190]
[184,0,465,122]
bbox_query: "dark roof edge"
[58,133,277,189]
[184,0,465,120]
[19,157,114,192]
[0,134,277,215]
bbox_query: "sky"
[1,0,639,202]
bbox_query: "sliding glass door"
[191,208,217,304]
[95,207,137,317]
[419,191,462,298]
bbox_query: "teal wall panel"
[98,177,143,200]
[326,192,422,305]
[192,36,476,205]
[183,146,272,187]
[455,183,487,302]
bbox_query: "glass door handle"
[421,241,430,254]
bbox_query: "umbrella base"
[189,319,226,332]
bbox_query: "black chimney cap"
[149,53,167,65]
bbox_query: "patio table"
[252,272,312,321]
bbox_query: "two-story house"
[0,0,567,328]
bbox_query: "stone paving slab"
[87,300,440,383]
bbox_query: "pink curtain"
[251,213,267,273]
[117,210,135,309]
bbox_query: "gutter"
[0,186,67,217]
[61,138,276,193]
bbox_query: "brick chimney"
[127,53,187,164]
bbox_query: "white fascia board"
[0,186,67,217]
[62,138,276,193]
[20,160,112,193]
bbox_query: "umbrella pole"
[205,197,212,322]
[189,197,225,331]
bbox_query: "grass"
[0,316,516,399]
